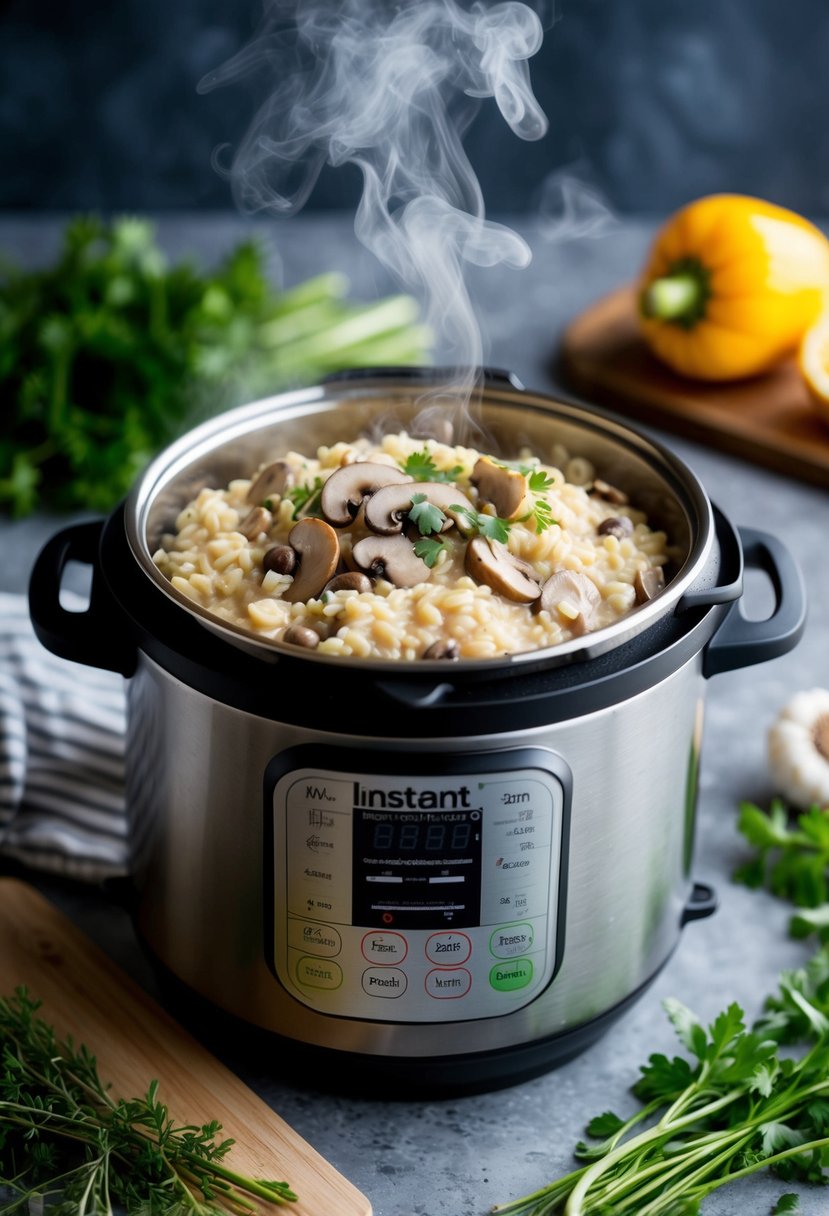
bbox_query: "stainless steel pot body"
[125,648,704,1059]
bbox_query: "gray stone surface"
[2,215,829,1215]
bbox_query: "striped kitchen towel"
[0,592,129,881]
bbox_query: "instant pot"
[29,369,806,1094]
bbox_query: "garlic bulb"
[768,688,829,810]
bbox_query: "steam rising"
[199,0,548,433]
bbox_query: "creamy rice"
[152,433,669,660]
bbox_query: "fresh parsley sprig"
[495,949,829,1215]
[450,505,511,544]
[521,469,559,535]
[408,492,446,535]
[734,799,829,922]
[0,216,430,517]
[401,449,464,484]
[0,988,297,1214]
[408,493,448,568]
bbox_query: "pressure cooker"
[29,368,806,1095]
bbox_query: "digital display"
[353,804,483,929]
[369,819,473,853]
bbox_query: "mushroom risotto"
[152,433,670,660]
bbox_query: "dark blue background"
[2,0,826,215]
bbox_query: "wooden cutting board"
[560,285,829,489]
[0,878,371,1216]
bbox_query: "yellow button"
[296,956,343,990]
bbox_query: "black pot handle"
[681,882,718,927]
[703,528,806,678]
[28,519,136,677]
[321,365,526,390]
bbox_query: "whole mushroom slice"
[351,535,430,588]
[282,518,340,603]
[320,463,413,527]
[471,456,528,520]
[364,482,475,535]
[247,460,295,505]
[532,570,601,636]
[465,537,541,604]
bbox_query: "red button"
[361,930,408,964]
[425,931,471,966]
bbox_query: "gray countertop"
[2,214,829,1216]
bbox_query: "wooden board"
[0,878,371,1216]
[560,286,829,488]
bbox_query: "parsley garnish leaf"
[401,449,463,483]
[450,504,511,544]
[409,492,447,535]
[413,536,445,568]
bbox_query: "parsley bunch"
[0,216,430,516]
[495,950,829,1215]
[735,800,829,940]
[0,988,296,1214]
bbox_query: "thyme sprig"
[0,988,297,1215]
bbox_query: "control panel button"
[425,968,472,999]
[425,931,472,965]
[361,930,408,964]
[489,958,534,992]
[362,967,408,997]
[288,919,342,957]
[295,956,343,990]
[489,922,535,958]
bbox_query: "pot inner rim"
[125,377,715,673]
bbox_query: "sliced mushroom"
[364,482,475,535]
[282,624,320,650]
[283,518,340,603]
[320,463,413,527]
[465,537,541,604]
[351,535,430,588]
[323,571,372,595]
[597,515,634,540]
[471,456,528,520]
[423,639,460,660]
[533,570,601,635]
[238,506,273,540]
[634,566,666,605]
[247,460,294,505]
[262,544,296,576]
[590,478,629,506]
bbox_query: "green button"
[296,956,343,990]
[489,958,534,992]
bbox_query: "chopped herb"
[401,448,463,484]
[773,1194,802,1213]
[516,468,559,534]
[413,536,446,568]
[528,497,558,534]
[0,988,297,1214]
[286,476,324,518]
[408,492,447,536]
[528,469,555,494]
[450,504,511,544]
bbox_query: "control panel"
[266,748,570,1023]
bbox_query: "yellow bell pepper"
[638,194,829,381]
